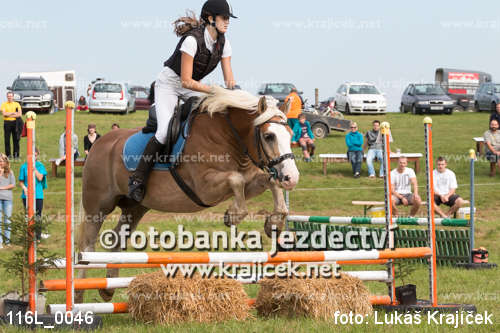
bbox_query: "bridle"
[224,113,295,181]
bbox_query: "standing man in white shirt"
[433,156,464,218]
[391,157,421,217]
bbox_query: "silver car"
[89,81,135,114]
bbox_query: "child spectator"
[284,87,302,129]
[19,148,47,240]
[111,123,120,130]
[0,153,15,248]
[84,124,101,157]
[292,113,315,162]
[345,122,363,178]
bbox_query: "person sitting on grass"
[292,113,315,162]
[77,96,88,111]
[391,156,421,217]
[345,122,363,178]
[484,119,500,175]
[433,156,464,218]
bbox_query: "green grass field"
[0,109,498,332]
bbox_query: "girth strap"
[169,167,212,208]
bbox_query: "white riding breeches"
[154,67,201,144]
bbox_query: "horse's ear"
[280,99,291,115]
[257,96,267,114]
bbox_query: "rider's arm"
[180,52,213,94]
[221,57,236,89]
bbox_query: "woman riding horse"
[128,0,238,202]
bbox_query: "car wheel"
[311,123,328,139]
[411,104,417,115]
[445,108,453,115]
[345,104,351,115]
[400,104,405,113]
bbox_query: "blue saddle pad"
[122,121,190,171]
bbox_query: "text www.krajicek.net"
[160,261,340,280]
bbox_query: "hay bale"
[127,271,251,324]
[256,274,372,319]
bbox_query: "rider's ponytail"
[173,10,201,36]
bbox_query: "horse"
[76,86,300,302]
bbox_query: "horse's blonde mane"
[199,86,286,125]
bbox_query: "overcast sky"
[1,0,499,111]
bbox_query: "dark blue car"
[400,84,455,115]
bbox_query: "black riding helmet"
[201,0,237,26]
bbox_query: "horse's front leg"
[264,182,289,238]
[205,171,249,226]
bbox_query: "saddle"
[142,96,202,159]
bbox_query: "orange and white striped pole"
[423,117,438,307]
[64,101,75,312]
[26,111,37,313]
[78,247,432,265]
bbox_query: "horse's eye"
[263,133,275,141]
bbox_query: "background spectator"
[19,148,47,240]
[57,127,79,166]
[345,122,363,178]
[111,123,120,130]
[284,87,302,129]
[364,120,384,179]
[1,92,22,159]
[391,157,421,217]
[0,153,15,248]
[84,124,101,156]
[292,113,315,162]
[484,119,500,174]
[77,96,88,111]
[489,103,500,125]
[433,156,464,218]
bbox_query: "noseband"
[224,114,295,181]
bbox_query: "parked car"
[400,84,455,115]
[133,90,151,111]
[335,82,386,114]
[89,81,136,114]
[257,83,303,103]
[7,75,54,113]
[474,82,500,112]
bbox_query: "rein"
[224,113,295,181]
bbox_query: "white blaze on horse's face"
[267,123,299,190]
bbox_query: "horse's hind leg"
[75,202,109,303]
[98,202,149,302]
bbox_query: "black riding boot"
[128,136,165,202]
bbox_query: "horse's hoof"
[99,288,115,302]
[264,214,285,238]
[224,210,246,227]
